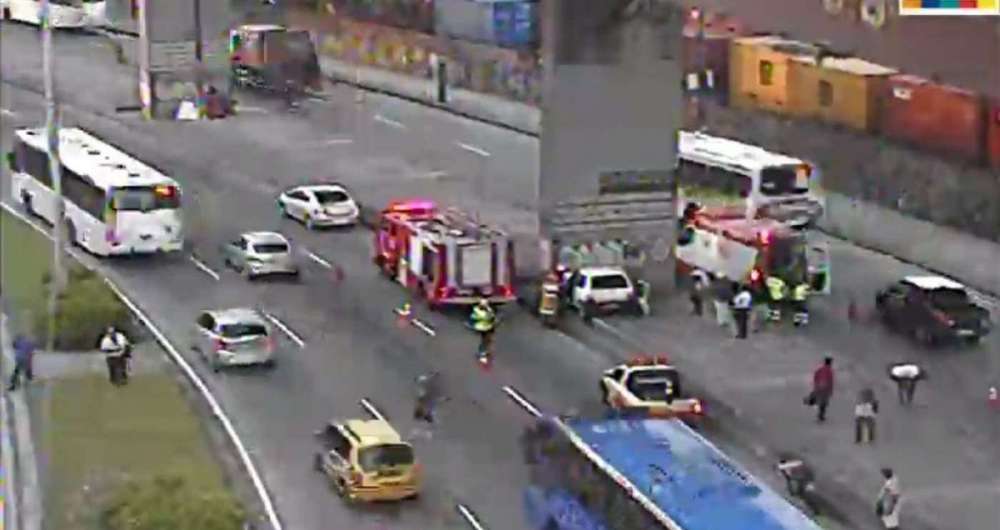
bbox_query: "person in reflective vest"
[765,276,788,322]
[792,283,810,327]
[470,298,497,356]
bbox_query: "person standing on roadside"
[99,326,130,386]
[7,332,36,391]
[731,284,753,339]
[888,363,926,406]
[875,467,902,529]
[810,357,835,422]
[855,387,879,444]
[689,270,709,317]
[712,276,732,329]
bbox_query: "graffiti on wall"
[556,234,673,271]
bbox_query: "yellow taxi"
[313,418,422,502]
[600,355,705,421]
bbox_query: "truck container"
[880,74,987,163]
[729,35,820,116]
[787,55,896,133]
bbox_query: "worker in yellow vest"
[765,276,788,322]
[792,283,810,327]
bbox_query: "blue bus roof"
[566,418,823,530]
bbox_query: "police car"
[599,356,704,419]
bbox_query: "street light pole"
[41,0,65,354]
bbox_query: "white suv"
[568,266,642,318]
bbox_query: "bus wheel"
[64,221,78,247]
[1,8,10,21]
[21,193,35,216]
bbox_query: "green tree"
[102,474,245,530]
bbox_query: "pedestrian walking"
[413,371,443,424]
[875,467,902,529]
[712,276,733,329]
[689,270,709,317]
[99,326,130,386]
[731,284,753,339]
[808,357,835,422]
[888,363,926,406]
[855,387,879,444]
[6,332,36,391]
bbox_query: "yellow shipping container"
[789,56,897,133]
[729,36,819,115]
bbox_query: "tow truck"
[675,207,830,296]
[373,199,516,309]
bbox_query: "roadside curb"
[1,314,43,530]
[0,204,284,530]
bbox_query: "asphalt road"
[3,22,1000,530]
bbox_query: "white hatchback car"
[190,308,276,372]
[568,266,642,318]
[278,184,359,229]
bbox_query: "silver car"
[221,231,300,280]
[190,308,276,372]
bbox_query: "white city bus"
[0,0,106,29]
[677,130,825,229]
[7,127,184,256]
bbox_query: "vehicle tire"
[600,381,610,405]
[278,201,290,219]
[241,265,253,281]
[262,358,276,369]
[2,7,10,21]
[64,220,78,248]
[313,453,323,472]
[963,336,981,347]
[21,192,35,216]
[334,477,348,497]
[210,353,223,373]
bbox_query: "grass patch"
[42,373,230,530]
[0,211,131,348]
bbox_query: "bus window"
[111,186,181,212]
[62,168,106,219]
[15,140,53,187]
[761,165,809,196]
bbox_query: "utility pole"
[41,0,65,354]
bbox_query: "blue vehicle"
[521,415,823,530]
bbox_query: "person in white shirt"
[731,284,753,339]
[876,467,902,529]
[855,387,879,444]
[99,326,130,386]
[888,363,926,406]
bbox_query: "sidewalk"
[1,313,42,530]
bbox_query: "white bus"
[7,127,184,256]
[677,130,825,229]
[0,0,106,29]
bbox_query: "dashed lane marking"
[237,106,268,114]
[456,142,491,158]
[188,255,220,281]
[374,114,406,129]
[322,138,354,145]
[0,108,16,117]
[306,251,333,269]
[411,318,436,337]
[360,398,386,421]
[264,313,306,348]
[502,385,543,418]
[457,504,488,530]
[426,170,449,179]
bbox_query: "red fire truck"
[675,207,829,293]
[373,199,517,308]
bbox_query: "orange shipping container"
[880,75,986,163]
[988,100,1000,170]
[787,56,896,133]
[729,35,819,115]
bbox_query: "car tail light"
[264,336,275,352]
[497,284,513,298]
[436,286,456,299]
[750,268,762,282]
[932,310,955,327]
[213,339,226,352]
[692,400,704,415]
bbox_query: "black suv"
[875,276,992,346]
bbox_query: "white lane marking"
[360,398,386,421]
[411,318,436,337]
[457,142,491,158]
[323,138,354,145]
[502,385,543,418]
[237,106,268,114]
[0,203,286,530]
[264,313,306,348]
[1,108,16,117]
[426,170,449,179]
[374,114,406,129]
[457,504,488,530]
[188,255,220,281]
[306,251,333,269]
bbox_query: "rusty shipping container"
[682,13,746,103]
[787,56,896,133]
[988,100,1000,170]
[729,35,819,116]
[880,75,987,163]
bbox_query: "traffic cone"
[989,386,998,410]
[395,302,412,328]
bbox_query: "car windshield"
[315,190,349,204]
[112,186,181,212]
[928,288,970,309]
[252,243,289,254]
[219,323,268,339]
[760,165,809,196]
[358,444,414,472]
[627,369,682,401]
[592,274,629,289]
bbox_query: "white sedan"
[278,184,359,229]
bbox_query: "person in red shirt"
[810,357,835,422]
